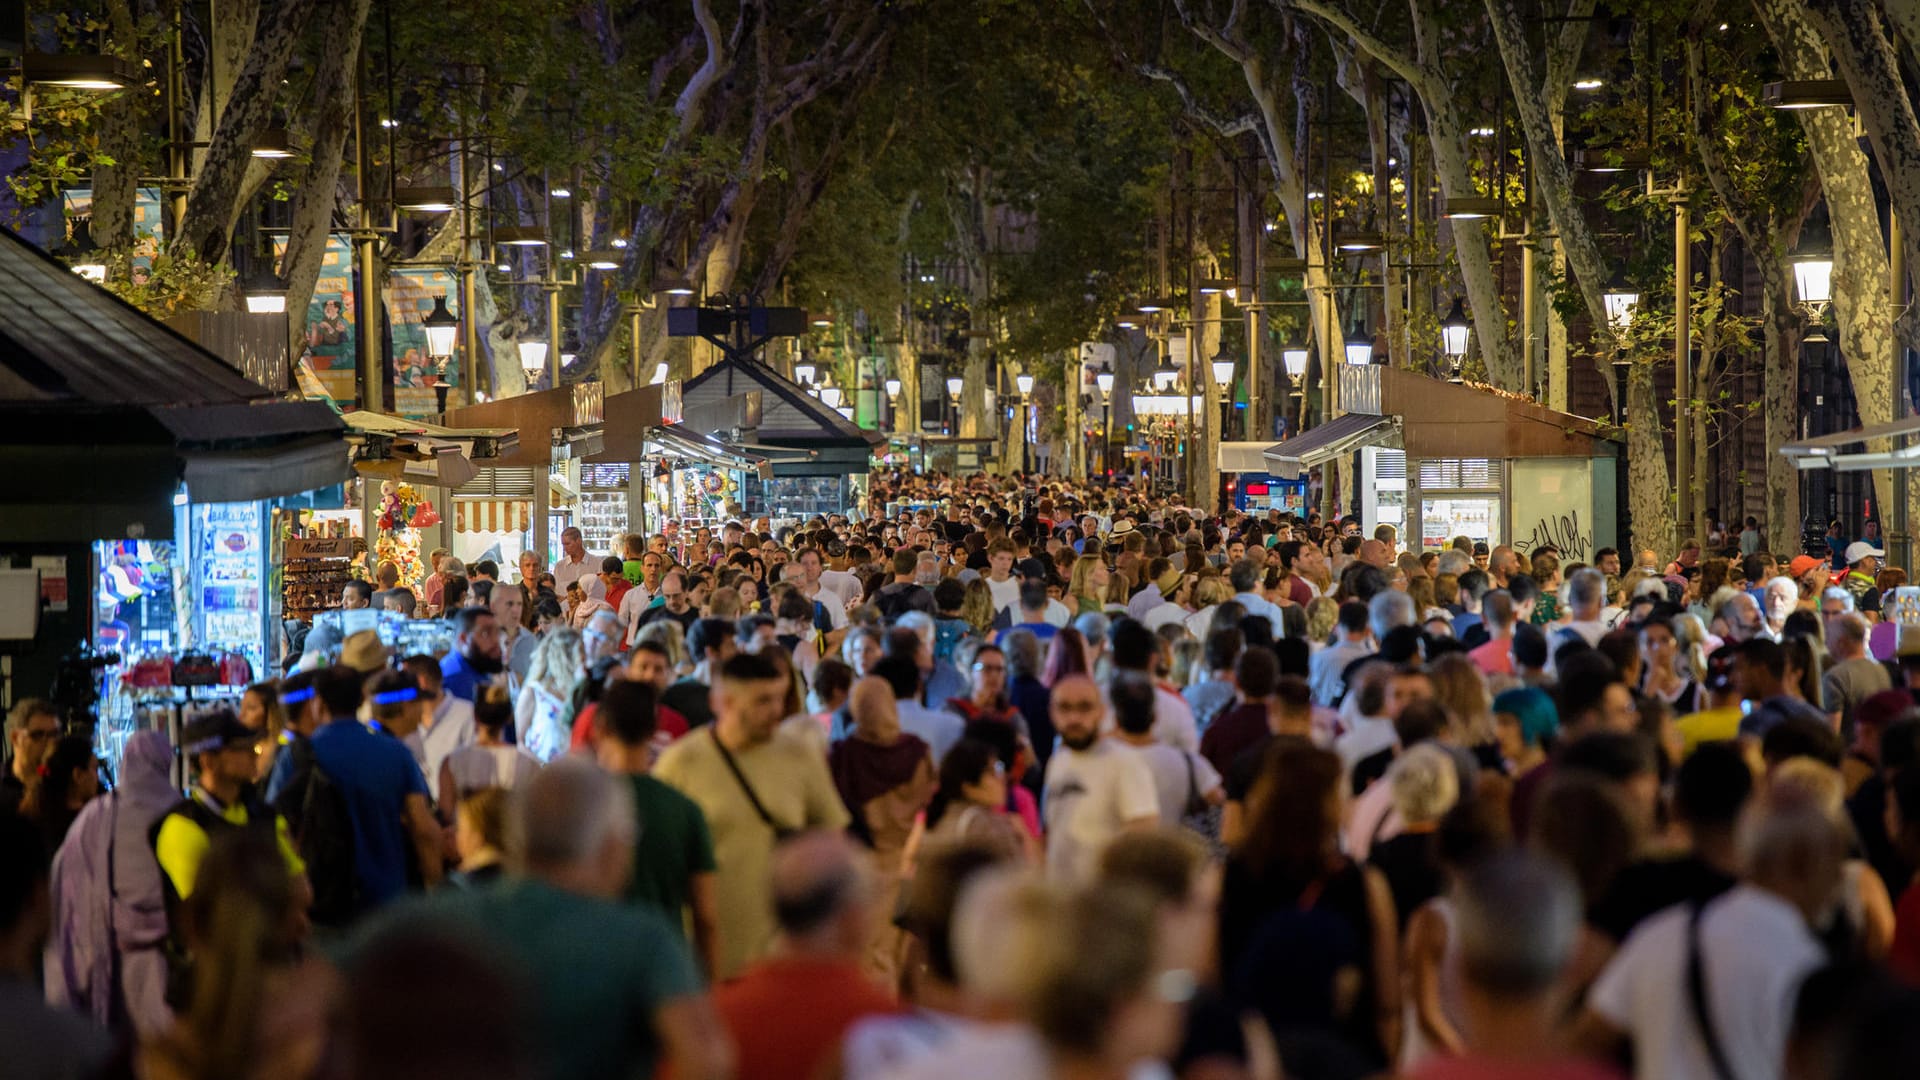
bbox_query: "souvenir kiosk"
[0,224,350,772]
[1263,366,1621,557]
[681,357,883,521]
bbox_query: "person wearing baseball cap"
[153,707,306,931]
[1842,540,1887,614]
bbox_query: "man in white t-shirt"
[1040,675,1157,883]
[618,550,664,646]
[798,546,861,613]
[1574,797,1844,1080]
[1547,567,1610,675]
[982,539,1020,614]
[1109,671,1220,829]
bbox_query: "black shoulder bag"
[710,729,798,841]
[1687,900,1739,1080]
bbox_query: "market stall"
[1264,366,1620,556]
[1218,442,1310,515]
[681,357,883,520]
[440,385,589,572]
[0,223,351,759]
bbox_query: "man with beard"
[1039,674,1158,884]
[636,570,699,632]
[439,607,505,703]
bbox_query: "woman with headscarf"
[828,675,936,982]
[44,729,180,1038]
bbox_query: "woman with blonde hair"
[1669,611,1712,683]
[1184,574,1236,641]
[1767,758,1896,959]
[1304,596,1339,647]
[959,578,997,637]
[1069,554,1110,616]
[1427,652,1499,765]
[636,619,689,676]
[516,627,583,762]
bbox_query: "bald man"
[846,674,899,739]
[1357,539,1392,570]
[713,830,895,1080]
[1488,545,1521,588]
[1039,675,1158,883]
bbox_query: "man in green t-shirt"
[343,759,730,1080]
[596,678,721,976]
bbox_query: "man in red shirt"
[713,830,897,1080]
[1469,589,1522,677]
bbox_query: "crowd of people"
[9,468,1920,1079]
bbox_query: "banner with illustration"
[60,187,165,269]
[286,235,482,418]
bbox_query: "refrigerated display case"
[577,463,631,554]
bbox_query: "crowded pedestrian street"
[8,1,1920,1078]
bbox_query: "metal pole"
[1894,209,1911,572]
[352,43,384,413]
[458,136,480,404]
[1674,193,1692,542]
[1521,236,1538,397]
[165,2,187,232]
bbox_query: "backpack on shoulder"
[271,738,362,927]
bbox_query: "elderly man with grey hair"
[1822,611,1889,739]
[1406,851,1589,1071]
[346,758,733,1080]
[1368,588,1416,642]
[1760,575,1798,642]
[893,610,968,706]
[1714,589,1766,646]
[1434,548,1473,580]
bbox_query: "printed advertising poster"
[287,235,478,418]
[62,187,165,268]
[193,502,264,667]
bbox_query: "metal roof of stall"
[0,224,350,539]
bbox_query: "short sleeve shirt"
[624,774,717,935]
[1040,740,1159,883]
[344,879,701,1080]
[309,718,430,907]
[654,728,851,977]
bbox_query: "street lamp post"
[1793,238,1836,540]
[1016,371,1035,476]
[1439,297,1471,382]
[1211,345,1235,440]
[1095,361,1116,478]
[1602,281,1639,425]
[422,293,459,412]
